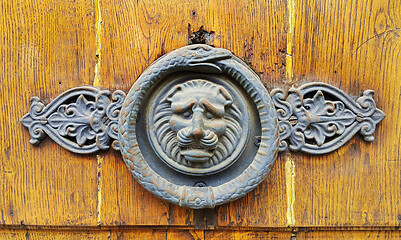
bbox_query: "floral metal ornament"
[20,87,125,154]
[20,44,385,209]
[271,83,385,154]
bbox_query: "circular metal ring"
[118,44,279,208]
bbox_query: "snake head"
[179,44,233,72]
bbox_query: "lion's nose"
[190,112,204,138]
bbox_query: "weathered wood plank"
[98,0,288,227]
[110,229,167,239]
[111,229,205,240]
[167,229,204,240]
[0,0,98,225]
[297,230,401,239]
[0,229,109,240]
[291,0,401,226]
[1,0,400,232]
[205,230,292,240]
[112,229,291,240]
[1,229,401,240]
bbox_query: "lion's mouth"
[181,148,214,162]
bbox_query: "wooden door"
[0,0,400,239]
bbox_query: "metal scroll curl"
[20,87,125,154]
[271,82,385,154]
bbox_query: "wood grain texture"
[205,230,292,239]
[291,0,401,227]
[110,229,167,240]
[0,229,109,240]
[296,230,401,239]
[1,229,401,239]
[111,229,205,240]
[0,0,400,235]
[0,0,98,225]
[98,0,288,227]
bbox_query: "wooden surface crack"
[285,0,296,228]
[93,0,103,87]
[94,0,103,226]
[285,155,296,227]
[286,0,295,83]
[96,155,103,226]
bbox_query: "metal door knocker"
[20,44,385,208]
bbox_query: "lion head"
[153,79,243,168]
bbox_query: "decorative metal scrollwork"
[20,87,125,154]
[271,83,385,154]
[20,44,385,209]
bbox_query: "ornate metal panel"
[20,87,125,154]
[20,44,385,209]
[271,83,385,154]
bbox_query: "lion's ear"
[166,86,182,102]
[218,87,233,105]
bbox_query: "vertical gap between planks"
[93,0,103,226]
[96,155,104,225]
[286,0,296,228]
[89,0,299,229]
[285,154,296,227]
[286,0,295,83]
[93,0,102,87]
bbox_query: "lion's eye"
[205,111,214,119]
[182,110,192,119]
